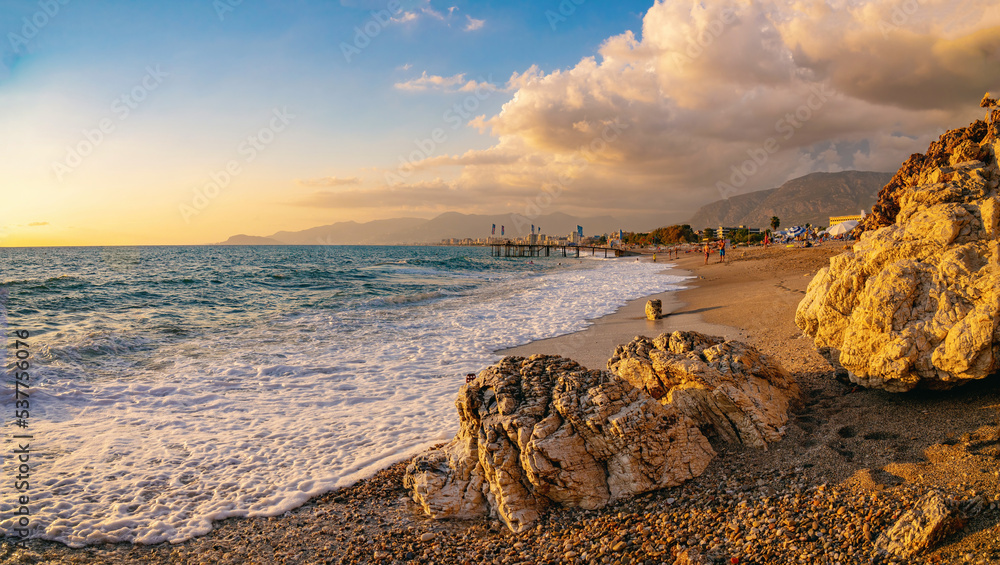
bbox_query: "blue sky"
[1,0,997,244]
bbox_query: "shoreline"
[9,242,1000,564]
[496,259,743,371]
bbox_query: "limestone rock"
[607,331,799,449]
[645,299,662,320]
[874,491,964,558]
[797,99,1000,391]
[404,355,715,532]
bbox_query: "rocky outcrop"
[404,355,715,532]
[796,97,1000,391]
[874,492,964,558]
[645,299,662,320]
[607,331,800,449]
[861,95,999,234]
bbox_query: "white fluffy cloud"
[394,71,497,93]
[361,1,1000,223]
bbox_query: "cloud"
[291,179,489,211]
[383,1,462,26]
[391,11,418,24]
[396,63,413,71]
[296,176,362,187]
[464,15,485,31]
[392,0,999,224]
[394,71,496,93]
[26,221,49,227]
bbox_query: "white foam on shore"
[2,258,687,547]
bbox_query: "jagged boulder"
[404,355,715,532]
[607,331,800,449]
[797,100,1000,391]
[874,492,965,558]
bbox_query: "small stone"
[420,532,436,542]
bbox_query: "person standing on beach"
[718,240,726,263]
[704,244,710,264]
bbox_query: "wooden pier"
[489,243,639,258]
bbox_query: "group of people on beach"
[704,240,725,264]
[652,245,683,262]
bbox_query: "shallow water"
[0,245,686,546]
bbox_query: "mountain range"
[217,170,893,245]
[217,212,629,245]
[686,171,892,229]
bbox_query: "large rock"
[607,331,800,449]
[874,492,964,558]
[796,99,1000,391]
[645,299,662,320]
[404,355,715,532]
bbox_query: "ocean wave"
[0,246,687,547]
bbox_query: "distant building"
[717,225,760,238]
[829,213,865,225]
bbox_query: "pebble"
[9,442,999,565]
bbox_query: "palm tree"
[770,216,780,231]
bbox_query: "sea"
[0,245,687,547]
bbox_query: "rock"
[607,331,800,449]
[874,491,965,558]
[645,299,662,320]
[419,532,436,542]
[797,99,1000,391]
[404,355,715,532]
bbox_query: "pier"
[489,243,639,258]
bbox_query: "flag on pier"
[531,224,535,234]
[492,224,495,235]
[501,225,505,236]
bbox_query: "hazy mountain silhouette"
[687,171,893,229]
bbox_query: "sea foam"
[2,255,686,547]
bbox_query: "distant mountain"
[687,171,893,229]
[216,212,629,245]
[269,218,428,245]
[219,234,284,245]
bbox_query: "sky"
[0,0,998,246]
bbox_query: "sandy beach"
[9,243,1000,564]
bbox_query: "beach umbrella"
[827,220,859,236]
[785,226,806,237]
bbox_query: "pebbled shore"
[4,243,1000,564]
